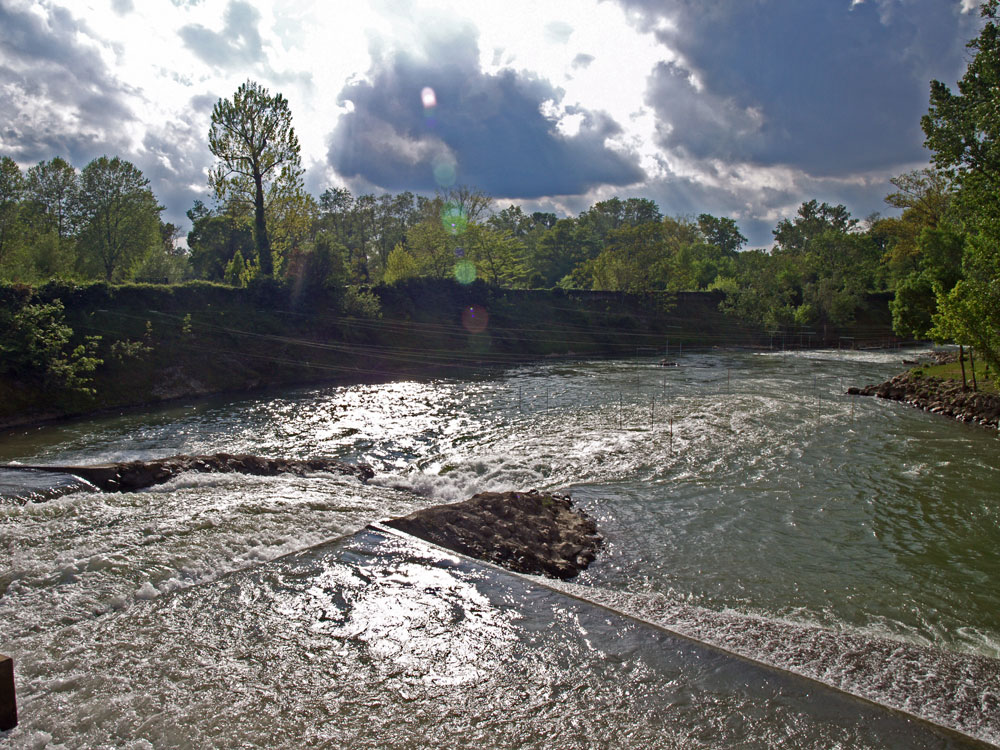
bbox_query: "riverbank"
[849,367,1000,429]
[1,280,896,431]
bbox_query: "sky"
[0,0,984,246]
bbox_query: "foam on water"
[4,528,988,749]
[1,347,997,747]
[545,579,1000,747]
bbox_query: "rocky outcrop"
[848,373,1000,428]
[1,453,374,492]
[384,490,603,580]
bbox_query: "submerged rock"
[2,453,374,492]
[384,490,603,580]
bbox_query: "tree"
[208,80,302,276]
[187,203,256,281]
[773,200,857,254]
[0,156,25,273]
[465,224,527,287]
[921,1,1000,371]
[383,244,419,284]
[75,156,162,282]
[591,222,666,292]
[697,214,747,254]
[24,157,78,240]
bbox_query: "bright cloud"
[0,0,983,244]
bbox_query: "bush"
[0,298,102,394]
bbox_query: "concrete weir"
[0,653,16,731]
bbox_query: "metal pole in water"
[651,396,655,429]
[619,393,623,430]
[0,653,16,731]
[669,416,673,452]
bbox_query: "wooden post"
[0,653,16,731]
[969,346,978,392]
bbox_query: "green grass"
[918,358,998,394]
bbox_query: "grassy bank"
[917,359,997,395]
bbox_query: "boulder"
[384,490,603,580]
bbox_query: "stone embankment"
[1,453,374,492]
[848,373,1000,428]
[384,490,603,580]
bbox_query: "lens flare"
[433,157,457,187]
[461,305,488,334]
[441,203,468,235]
[421,86,437,109]
[454,260,477,284]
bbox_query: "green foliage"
[209,80,303,277]
[383,244,420,284]
[340,286,382,318]
[0,156,25,274]
[223,248,259,287]
[931,236,1000,373]
[920,2,1000,371]
[0,298,101,393]
[76,156,163,282]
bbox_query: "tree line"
[2,2,999,376]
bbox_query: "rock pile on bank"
[849,373,1000,428]
[5,453,374,492]
[384,490,603,579]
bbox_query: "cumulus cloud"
[179,0,265,69]
[327,23,645,198]
[0,2,135,163]
[617,0,980,177]
[0,4,212,228]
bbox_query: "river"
[1,348,998,748]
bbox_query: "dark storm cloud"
[178,0,265,69]
[327,26,645,197]
[613,0,981,176]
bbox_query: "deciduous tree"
[209,80,302,276]
[75,156,162,282]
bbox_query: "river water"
[1,348,998,748]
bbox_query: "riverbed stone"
[384,490,603,580]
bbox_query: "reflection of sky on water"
[7,527,981,749]
[273,535,518,687]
